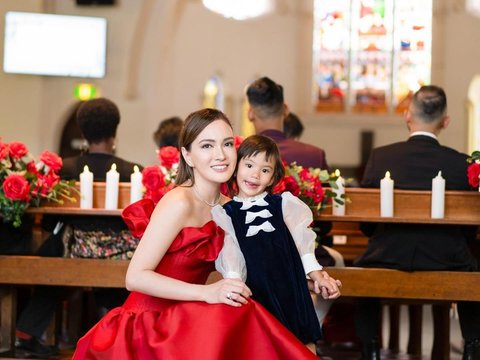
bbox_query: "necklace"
[192,185,220,207]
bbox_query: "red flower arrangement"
[140,137,343,212]
[0,139,76,227]
[273,162,341,212]
[467,151,480,189]
[142,146,180,204]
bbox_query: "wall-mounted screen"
[3,11,107,78]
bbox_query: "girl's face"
[182,119,236,185]
[236,151,275,198]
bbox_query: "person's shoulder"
[439,144,469,159]
[154,186,194,219]
[59,155,82,179]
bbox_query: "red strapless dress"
[72,200,317,360]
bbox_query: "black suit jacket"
[355,135,478,271]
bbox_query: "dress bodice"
[154,221,224,284]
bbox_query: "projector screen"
[3,12,107,78]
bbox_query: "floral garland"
[0,139,76,227]
[467,150,480,188]
[273,162,343,213]
[141,146,180,204]
[141,138,344,212]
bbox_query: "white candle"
[431,171,445,219]
[105,163,119,210]
[332,169,345,216]
[130,165,143,204]
[380,171,394,217]
[79,165,93,209]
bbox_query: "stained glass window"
[202,75,224,111]
[313,0,432,114]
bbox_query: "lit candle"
[380,171,394,217]
[332,169,345,216]
[79,165,93,209]
[431,171,445,219]
[130,165,143,204]
[105,163,119,209]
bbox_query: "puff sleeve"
[211,205,247,281]
[281,192,323,274]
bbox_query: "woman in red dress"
[72,108,317,360]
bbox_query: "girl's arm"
[211,205,247,282]
[282,192,341,298]
[281,191,323,274]
[126,189,251,306]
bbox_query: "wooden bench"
[315,188,480,359]
[1,185,478,358]
[1,257,480,355]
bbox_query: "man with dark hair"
[355,85,480,359]
[153,116,183,149]
[246,77,329,170]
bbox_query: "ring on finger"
[227,292,232,300]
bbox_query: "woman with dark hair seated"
[15,98,143,358]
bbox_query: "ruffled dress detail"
[72,199,317,360]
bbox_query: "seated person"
[15,98,143,358]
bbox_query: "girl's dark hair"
[229,135,285,195]
[76,98,120,144]
[175,108,232,186]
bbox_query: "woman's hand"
[202,278,252,307]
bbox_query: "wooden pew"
[1,185,478,358]
[315,188,480,359]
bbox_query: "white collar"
[409,131,437,140]
[234,192,269,210]
[233,191,268,203]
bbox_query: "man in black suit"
[355,85,480,359]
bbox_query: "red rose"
[234,136,244,150]
[36,173,60,195]
[2,174,30,201]
[8,141,28,159]
[142,166,166,192]
[26,161,38,175]
[157,146,180,169]
[0,142,8,160]
[145,183,174,205]
[272,179,286,194]
[39,150,63,173]
[467,163,480,188]
[284,176,301,196]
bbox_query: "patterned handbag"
[63,225,139,260]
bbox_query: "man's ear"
[247,107,255,122]
[441,115,451,129]
[181,147,193,167]
[283,103,290,118]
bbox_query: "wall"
[0,0,479,172]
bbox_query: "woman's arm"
[126,188,251,306]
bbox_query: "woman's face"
[183,119,237,185]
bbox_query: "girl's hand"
[203,278,252,307]
[309,270,342,300]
